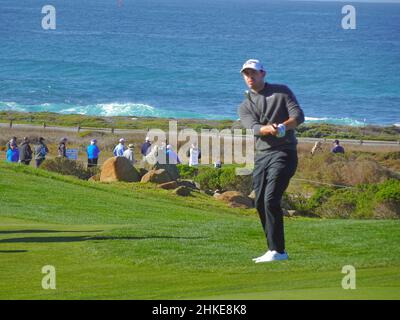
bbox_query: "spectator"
[186,143,201,166]
[87,139,100,168]
[34,137,49,167]
[58,137,68,157]
[6,143,19,163]
[113,138,126,157]
[6,137,17,150]
[144,144,159,165]
[123,144,135,165]
[331,140,345,154]
[166,144,180,164]
[214,160,222,169]
[311,141,322,156]
[141,137,152,160]
[19,137,33,165]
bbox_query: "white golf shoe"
[252,250,273,262]
[254,250,288,263]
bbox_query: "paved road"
[1,122,399,147]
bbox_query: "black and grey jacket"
[19,142,33,162]
[238,82,305,152]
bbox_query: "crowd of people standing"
[4,135,202,168]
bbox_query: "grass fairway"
[0,162,399,300]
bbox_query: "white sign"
[66,149,78,160]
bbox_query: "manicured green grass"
[0,162,399,299]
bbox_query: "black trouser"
[21,160,31,166]
[36,159,44,167]
[253,149,298,253]
[88,158,98,168]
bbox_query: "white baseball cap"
[240,59,265,73]
[119,138,125,143]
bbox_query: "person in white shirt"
[113,138,126,157]
[188,143,201,166]
[123,144,135,165]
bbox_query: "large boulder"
[143,162,180,181]
[158,181,179,190]
[138,168,149,179]
[173,186,192,197]
[178,179,198,190]
[141,169,173,184]
[100,157,141,182]
[214,191,253,209]
[88,174,100,182]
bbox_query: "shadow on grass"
[0,250,28,253]
[0,235,206,243]
[0,230,103,234]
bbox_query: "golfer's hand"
[260,124,279,136]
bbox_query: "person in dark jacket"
[58,137,68,157]
[34,137,49,167]
[19,137,33,165]
[141,137,152,160]
[238,59,305,263]
[331,140,345,154]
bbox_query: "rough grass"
[0,161,399,299]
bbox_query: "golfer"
[238,59,305,263]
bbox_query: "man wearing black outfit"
[238,59,305,263]
[19,137,33,166]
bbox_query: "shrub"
[297,152,394,187]
[375,179,400,203]
[284,192,313,216]
[306,187,335,212]
[374,179,400,219]
[41,157,97,180]
[316,190,357,219]
[177,164,198,179]
[193,166,253,194]
[219,167,253,195]
[194,167,222,191]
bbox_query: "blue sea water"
[0,0,399,126]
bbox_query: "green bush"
[375,179,400,203]
[219,167,252,195]
[194,167,222,191]
[193,166,253,194]
[284,193,312,216]
[41,157,98,180]
[287,180,400,219]
[306,187,335,212]
[316,190,357,219]
[177,164,198,179]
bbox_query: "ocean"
[0,0,399,126]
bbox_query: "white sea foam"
[0,101,383,126]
